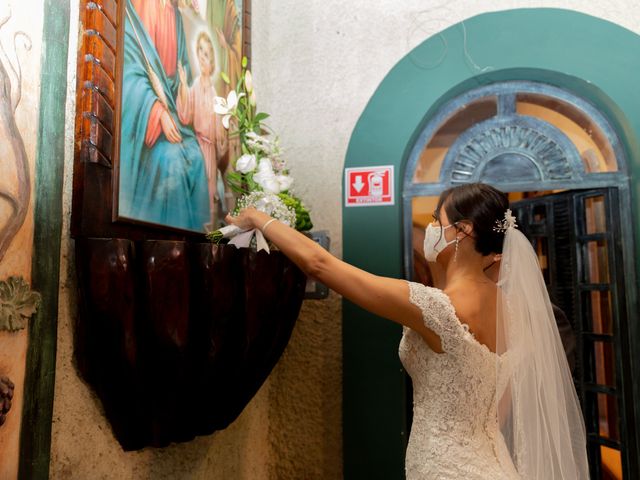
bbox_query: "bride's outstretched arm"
[226,208,444,351]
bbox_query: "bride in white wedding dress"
[226,182,590,479]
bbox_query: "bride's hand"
[225,208,264,231]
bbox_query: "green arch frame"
[342,8,640,478]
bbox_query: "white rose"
[276,174,293,192]
[256,157,274,174]
[235,154,257,173]
[253,161,279,193]
[260,177,281,194]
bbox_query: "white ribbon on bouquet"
[216,225,271,253]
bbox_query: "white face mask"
[423,223,457,262]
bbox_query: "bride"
[226,182,589,479]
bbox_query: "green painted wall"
[343,8,640,478]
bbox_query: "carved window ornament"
[444,117,583,185]
[405,81,627,196]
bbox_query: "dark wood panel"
[80,140,112,167]
[86,115,113,159]
[82,63,114,106]
[88,0,118,27]
[84,35,116,79]
[81,90,114,132]
[75,240,306,449]
[85,7,117,52]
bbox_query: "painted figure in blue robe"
[119,0,210,232]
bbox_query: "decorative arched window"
[406,81,625,192]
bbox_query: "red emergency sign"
[345,166,394,207]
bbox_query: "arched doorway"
[404,80,636,478]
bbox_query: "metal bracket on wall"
[304,230,330,300]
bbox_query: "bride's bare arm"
[226,208,444,352]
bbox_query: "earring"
[454,236,459,262]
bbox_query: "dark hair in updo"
[435,183,509,255]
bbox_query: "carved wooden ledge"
[74,238,305,450]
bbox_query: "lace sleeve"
[406,281,463,353]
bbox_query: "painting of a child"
[177,30,229,227]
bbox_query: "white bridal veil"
[496,210,590,479]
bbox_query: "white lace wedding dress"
[399,282,521,480]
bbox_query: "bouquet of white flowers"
[206,191,296,252]
[207,57,312,250]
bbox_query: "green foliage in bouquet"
[278,193,313,232]
[207,229,224,244]
[213,57,312,233]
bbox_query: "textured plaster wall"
[49,1,640,479]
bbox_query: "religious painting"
[115,0,244,232]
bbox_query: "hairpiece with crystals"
[493,209,518,233]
